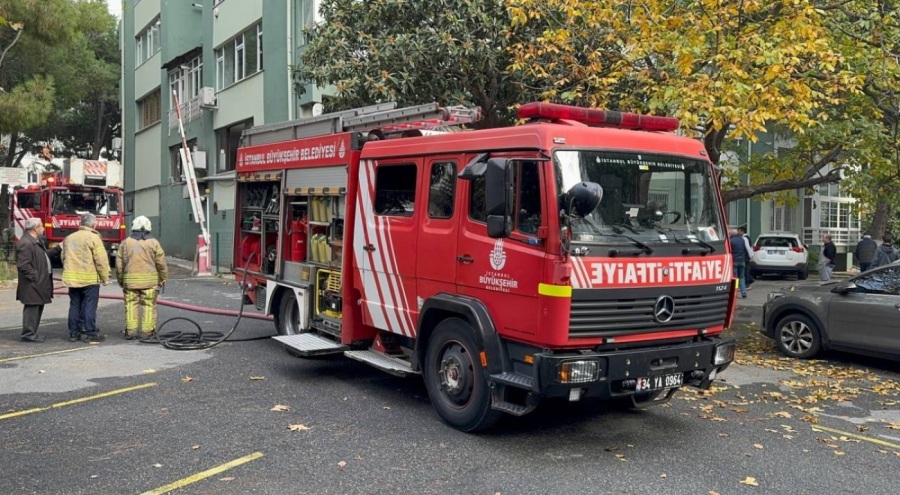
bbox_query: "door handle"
[363,244,375,253]
[457,255,474,264]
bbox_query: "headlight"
[558,360,601,384]
[767,292,784,302]
[714,343,736,365]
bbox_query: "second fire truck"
[233,102,737,431]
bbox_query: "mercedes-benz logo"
[653,295,675,323]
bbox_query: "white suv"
[749,232,809,280]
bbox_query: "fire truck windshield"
[51,190,119,216]
[553,150,725,245]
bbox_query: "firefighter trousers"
[124,287,158,336]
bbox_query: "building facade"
[121,0,326,265]
[724,132,862,272]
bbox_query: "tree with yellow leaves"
[506,0,863,203]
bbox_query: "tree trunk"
[869,196,892,240]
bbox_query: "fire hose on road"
[51,255,274,350]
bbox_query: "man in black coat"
[16,218,54,342]
[854,234,878,272]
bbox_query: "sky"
[107,0,123,19]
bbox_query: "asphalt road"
[2,269,899,494]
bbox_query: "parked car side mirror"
[831,281,858,295]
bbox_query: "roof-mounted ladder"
[241,102,481,147]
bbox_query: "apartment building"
[121,0,325,264]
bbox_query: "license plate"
[767,249,783,255]
[636,372,684,392]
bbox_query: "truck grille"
[569,286,729,339]
[51,228,120,242]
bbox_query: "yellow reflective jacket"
[116,234,168,289]
[61,227,110,287]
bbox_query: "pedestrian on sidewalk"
[739,226,754,287]
[729,229,748,298]
[61,213,110,343]
[854,233,878,272]
[819,234,836,282]
[116,216,168,340]
[15,218,54,342]
[871,233,900,268]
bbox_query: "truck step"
[344,350,418,377]
[491,400,536,417]
[490,372,536,390]
[273,333,346,357]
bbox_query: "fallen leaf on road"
[753,444,763,449]
[38,370,45,374]
[249,376,266,381]
[287,424,311,431]
[801,415,819,424]
[710,491,721,495]
[885,422,900,430]
[660,473,667,478]
[383,406,391,410]
[271,405,290,412]
[774,411,791,419]
[219,477,234,481]
[143,369,156,374]
[740,476,759,486]
[604,446,619,452]
[192,445,200,450]
[181,376,193,382]
[337,461,347,469]
[834,451,845,456]
[614,454,627,462]
[857,425,869,432]
[153,463,163,468]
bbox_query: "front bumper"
[497,337,735,402]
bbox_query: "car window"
[854,266,900,295]
[757,237,797,248]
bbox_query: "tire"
[423,318,501,432]
[798,268,808,280]
[774,313,822,359]
[276,292,307,358]
[276,292,302,336]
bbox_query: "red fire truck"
[12,159,125,263]
[234,102,737,431]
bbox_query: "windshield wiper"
[668,231,715,254]
[603,234,653,255]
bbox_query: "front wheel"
[775,314,821,359]
[423,318,501,432]
[276,292,302,336]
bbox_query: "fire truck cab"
[234,102,737,431]
[12,160,125,263]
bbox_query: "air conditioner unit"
[199,87,217,108]
[192,150,207,170]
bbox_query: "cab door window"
[17,192,41,210]
[428,161,456,219]
[375,164,417,217]
[467,160,542,234]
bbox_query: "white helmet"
[132,215,152,232]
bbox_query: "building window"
[168,56,203,107]
[819,201,858,230]
[136,17,161,65]
[215,23,263,90]
[170,139,196,183]
[138,90,161,129]
[216,120,252,172]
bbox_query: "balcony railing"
[168,96,202,134]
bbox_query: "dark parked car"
[761,262,900,359]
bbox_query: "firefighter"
[61,213,111,343]
[116,216,168,340]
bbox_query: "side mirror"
[485,158,514,238]
[831,281,857,295]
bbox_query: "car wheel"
[774,314,821,359]
[797,268,808,280]
[423,318,501,432]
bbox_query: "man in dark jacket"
[820,234,836,282]
[738,226,754,286]
[16,218,54,342]
[730,229,748,298]
[854,234,878,272]
[871,234,900,268]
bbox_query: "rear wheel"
[798,267,808,280]
[276,292,306,358]
[423,318,501,432]
[775,314,821,359]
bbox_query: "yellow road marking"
[139,451,265,495]
[811,424,900,450]
[0,383,157,421]
[0,347,93,363]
